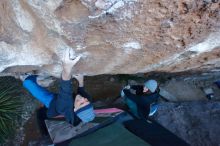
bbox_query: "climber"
[121,80,160,120]
[21,49,95,126]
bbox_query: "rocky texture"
[0,0,220,76]
[154,101,220,146]
[160,71,220,101]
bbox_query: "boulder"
[0,0,220,76]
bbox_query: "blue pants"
[23,75,54,108]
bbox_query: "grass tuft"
[0,77,23,143]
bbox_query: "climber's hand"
[62,48,81,80]
[62,48,81,68]
[73,74,84,87]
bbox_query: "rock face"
[154,101,220,146]
[0,0,220,76]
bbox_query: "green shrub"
[0,77,23,143]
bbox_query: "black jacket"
[123,85,159,119]
[47,79,92,126]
